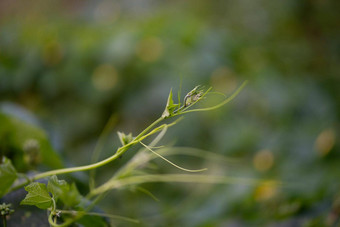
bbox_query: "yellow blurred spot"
[210,66,237,93]
[23,139,41,167]
[315,128,336,156]
[254,180,278,201]
[92,64,118,91]
[136,37,163,62]
[253,149,274,172]
[42,40,63,66]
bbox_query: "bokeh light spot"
[92,64,118,91]
[253,149,274,172]
[315,128,336,156]
[136,37,163,62]
[254,180,278,201]
[23,139,41,167]
[42,40,63,66]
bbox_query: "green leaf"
[0,157,18,197]
[162,89,179,118]
[20,182,52,209]
[47,175,68,201]
[77,214,109,227]
[61,183,82,207]
[47,175,81,207]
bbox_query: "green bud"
[117,132,133,146]
[184,85,204,107]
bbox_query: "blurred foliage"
[0,0,340,226]
[0,113,63,171]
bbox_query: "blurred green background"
[0,0,339,226]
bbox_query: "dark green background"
[1,0,339,226]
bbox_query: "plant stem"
[32,151,121,180]
[34,117,164,180]
[9,117,165,192]
[134,117,164,140]
[2,216,6,227]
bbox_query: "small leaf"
[0,157,18,197]
[20,182,52,209]
[61,183,82,207]
[162,89,179,118]
[47,175,81,207]
[47,175,68,201]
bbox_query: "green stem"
[33,151,121,180]
[3,216,6,227]
[34,116,163,179]
[52,197,56,212]
[58,209,139,223]
[10,81,247,193]
[9,117,164,192]
[134,117,164,140]
[48,193,110,227]
[180,81,248,115]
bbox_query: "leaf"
[47,175,68,201]
[20,182,52,209]
[77,215,109,227]
[162,89,179,118]
[60,183,82,207]
[47,175,81,207]
[0,157,18,197]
